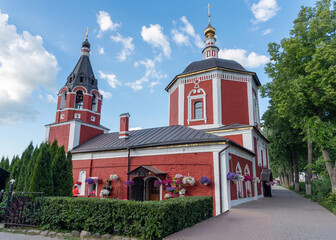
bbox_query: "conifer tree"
[30,143,54,196]
[24,146,39,191]
[51,146,72,196]
[16,142,34,191]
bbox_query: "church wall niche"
[184,80,213,126]
[221,80,249,125]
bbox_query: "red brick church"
[45,15,270,216]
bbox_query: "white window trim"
[187,88,207,124]
[236,163,243,198]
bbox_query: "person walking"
[72,184,79,197]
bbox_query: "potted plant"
[244,175,253,182]
[199,176,211,185]
[85,178,95,184]
[182,176,195,186]
[162,179,172,186]
[154,180,162,187]
[125,180,135,186]
[75,181,82,185]
[110,174,119,180]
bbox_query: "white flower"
[164,193,171,199]
[110,174,119,180]
[99,189,110,198]
[179,188,186,195]
[239,175,244,181]
[182,176,195,186]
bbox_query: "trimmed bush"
[27,196,212,239]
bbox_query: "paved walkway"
[165,185,336,240]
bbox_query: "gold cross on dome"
[207,4,212,23]
[85,26,91,39]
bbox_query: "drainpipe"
[127,146,131,200]
[218,142,231,214]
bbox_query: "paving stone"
[131,238,138,240]
[48,231,57,236]
[101,233,112,239]
[65,232,74,237]
[40,230,48,235]
[165,186,336,240]
[22,230,28,233]
[72,230,80,237]
[122,237,131,240]
[80,230,92,238]
[27,229,41,234]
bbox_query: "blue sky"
[0,0,316,159]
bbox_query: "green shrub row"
[28,196,212,239]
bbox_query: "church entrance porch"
[130,177,161,201]
[128,166,166,201]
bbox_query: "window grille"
[194,101,203,119]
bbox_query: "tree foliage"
[261,0,336,192]
[1,141,73,196]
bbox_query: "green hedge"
[31,196,212,239]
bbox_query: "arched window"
[194,101,203,119]
[236,163,243,199]
[60,91,67,110]
[91,93,98,112]
[244,165,252,197]
[75,90,83,109]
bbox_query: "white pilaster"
[178,84,184,125]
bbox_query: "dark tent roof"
[62,40,98,93]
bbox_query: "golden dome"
[204,23,216,39]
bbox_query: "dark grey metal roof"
[72,125,226,153]
[128,166,166,175]
[62,40,98,93]
[182,58,247,74]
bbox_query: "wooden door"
[148,178,160,201]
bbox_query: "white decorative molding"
[74,113,81,119]
[60,114,65,119]
[168,70,252,94]
[90,116,95,122]
[187,88,207,124]
[57,108,101,115]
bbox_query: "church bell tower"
[45,28,109,152]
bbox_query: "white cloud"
[149,81,160,93]
[111,33,134,61]
[46,94,57,103]
[98,89,112,99]
[172,16,203,49]
[262,28,273,35]
[98,70,121,88]
[96,11,120,37]
[127,54,167,91]
[129,127,142,131]
[171,29,190,46]
[98,47,105,55]
[218,48,269,68]
[141,24,171,57]
[180,16,203,48]
[251,0,280,24]
[0,10,59,124]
